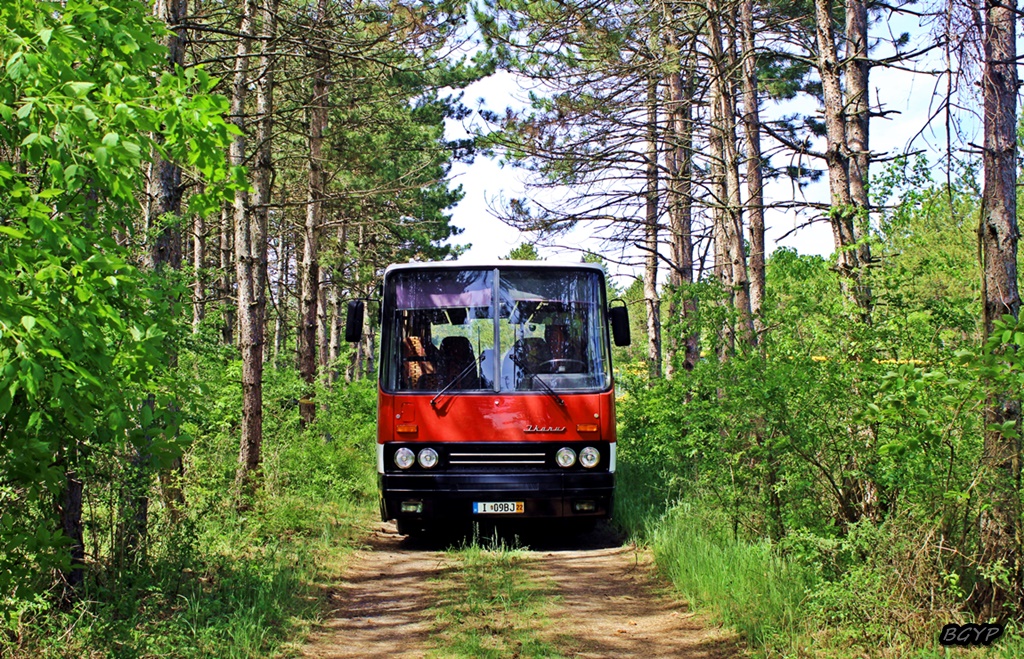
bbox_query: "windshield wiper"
[512,356,565,407]
[430,353,485,409]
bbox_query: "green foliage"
[287,1,490,282]
[501,242,542,260]
[614,157,1022,655]
[609,276,649,369]
[3,348,378,657]
[0,0,236,605]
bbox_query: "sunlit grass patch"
[429,532,565,659]
[649,503,810,652]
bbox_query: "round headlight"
[418,447,439,469]
[580,446,600,468]
[394,447,415,469]
[555,447,576,468]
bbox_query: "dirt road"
[302,522,741,658]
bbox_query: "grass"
[615,457,1024,658]
[1,370,380,659]
[2,492,373,659]
[428,531,565,659]
[648,503,809,652]
[611,457,677,541]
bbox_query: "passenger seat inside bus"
[401,336,438,390]
[438,336,480,389]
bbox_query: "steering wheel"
[538,359,587,374]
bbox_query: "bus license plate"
[473,501,524,514]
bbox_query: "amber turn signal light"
[576,423,598,433]
[396,424,418,433]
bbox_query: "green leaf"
[0,226,28,239]
[66,81,95,97]
[20,316,36,331]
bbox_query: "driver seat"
[510,337,551,388]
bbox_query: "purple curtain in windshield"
[394,270,492,309]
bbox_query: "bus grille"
[383,442,610,473]
[443,444,552,472]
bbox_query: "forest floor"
[299,521,743,659]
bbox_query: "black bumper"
[379,471,615,522]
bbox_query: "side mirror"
[609,303,630,347]
[345,300,364,343]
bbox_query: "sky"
[441,10,962,282]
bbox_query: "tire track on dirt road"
[301,524,451,659]
[302,522,741,658]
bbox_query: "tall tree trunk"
[844,0,873,290]
[299,0,330,425]
[362,302,376,379]
[147,0,187,273]
[192,206,206,332]
[328,229,343,382]
[643,73,662,380]
[844,0,869,208]
[664,10,700,376]
[844,0,869,210]
[709,97,732,358]
[234,0,273,501]
[977,0,1022,617]
[220,204,235,345]
[274,233,289,366]
[317,272,330,368]
[739,0,765,338]
[709,0,753,347]
[145,0,188,535]
[328,285,341,371]
[813,0,869,315]
[813,0,881,529]
[664,67,691,379]
[57,467,84,605]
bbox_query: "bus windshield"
[381,267,611,393]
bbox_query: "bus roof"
[383,260,606,276]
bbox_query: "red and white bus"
[346,261,629,535]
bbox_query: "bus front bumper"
[379,471,615,523]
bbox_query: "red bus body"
[367,262,620,532]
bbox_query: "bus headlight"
[555,447,576,468]
[579,446,600,468]
[394,447,415,469]
[417,447,439,469]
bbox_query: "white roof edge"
[383,260,606,275]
